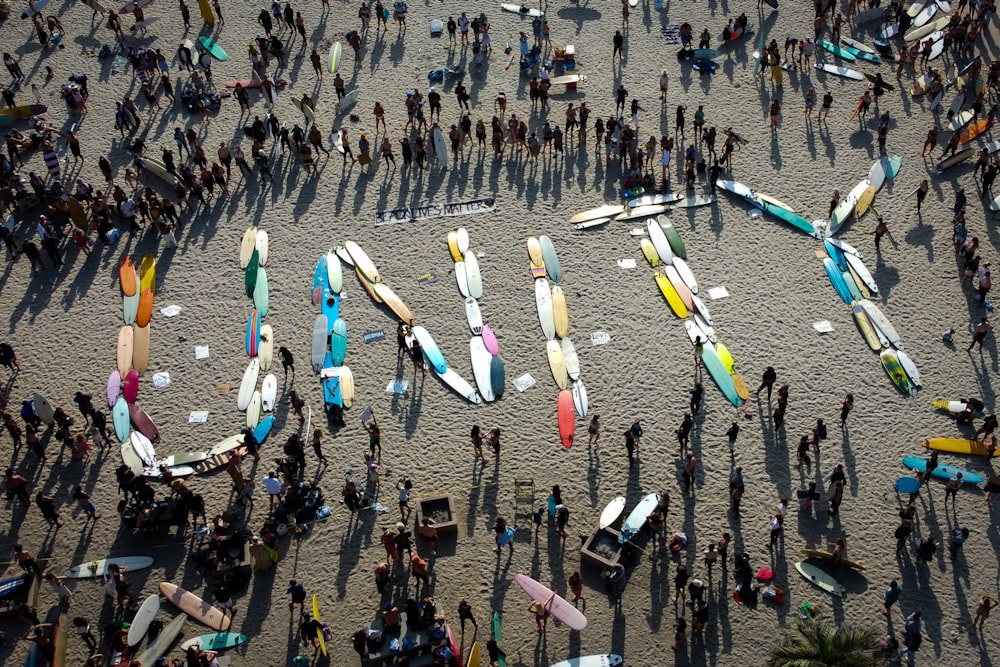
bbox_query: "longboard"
[514,573,587,630]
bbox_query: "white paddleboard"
[535,278,555,340]
[435,368,482,404]
[127,595,160,646]
[550,656,623,667]
[464,250,483,299]
[238,358,260,411]
[470,336,495,402]
[561,337,580,380]
[620,493,660,542]
[465,297,483,334]
[261,373,278,411]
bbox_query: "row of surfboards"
[237,226,278,442]
[448,228,506,402]
[113,254,162,467]
[526,234,589,447]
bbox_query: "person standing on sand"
[683,454,697,496]
[840,393,854,426]
[725,421,740,459]
[676,412,693,453]
[587,415,601,448]
[882,580,901,616]
[872,217,890,252]
[366,415,381,460]
[970,317,992,351]
[457,599,477,632]
[623,428,636,466]
[756,366,777,399]
[975,595,999,629]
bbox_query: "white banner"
[374,197,496,225]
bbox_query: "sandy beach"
[2,0,1000,665]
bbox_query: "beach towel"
[661,24,681,45]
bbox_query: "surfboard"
[845,255,879,294]
[854,184,876,219]
[619,493,659,542]
[246,310,260,357]
[412,325,447,374]
[535,279,555,340]
[571,378,588,418]
[672,194,715,208]
[237,358,260,411]
[913,2,938,26]
[551,286,569,338]
[647,219,674,264]
[616,204,668,221]
[657,216,687,259]
[491,357,505,399]
[258,324,273,371]
[330,318,348,366]
[452,231,467,262]
[492,611,507,667]
[599,496,626,529]
[515,573,586,630]
[107,370,122,407]
[471,336,495,401]
[880,349,912,395]
[859,299,901,348]
[818,39,857,61]
[545,339,569,389]
[432,125,448,168]
[933,400,976,415]
[239,226,257,269]
[800,547,867,571]
[629,193,682,208]
[852,303,886,350]
[246,390,262,428]
[28,395,52,428]
[325,252,342,294]
[795,561,845,597]
[923,437,998,457]
[539,236,561,282]
[501,3,543,17]
[435,368,481,404]
[123,369,139,404]
[902,455,982,484]
[160,583,231,631]
[180,632,247,653]
[482,325,500,356]
[569,204,624,224]
[339,88,361,112]
[67,555,153,581]
[311,315,328,373]
[118,257,138,297]
[113,396,130,442]
[557,390,574,447]
[0,104,47,119]
[815,63,864,80]
[823,258,853,304]
[560,337,580,381]
[550,656,624,667]
[127,595,161,646]
[312,594,327,657]
[826,237,863,258]
[117,325,134,378]
[456,228,470,256]
[455,260,470,297]
[132,324,150,375]
[253,414,275,442]
[328,42,342,74]
[937,147,975,172]
[465,297,483,334]
[260,373,278,412]
[252,268,269,318]
[373,283,415,324]
[640,239,660,267]
[904,15,949,41]
[345,241,379,283]
[703,344,740,406]
[714,343,734,374]
[672,257,698,294]
[663,265,693,310]
[198,37,228,61]
[465,251,483,299]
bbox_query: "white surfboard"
[456,227,470,255]
[260,373,277,411]
[455,261,470,297]
[237,358,260,411]
[546,339,569,389]
[620,494,660,542]
[693,313,716,343]
[339,88,360,112]
[255,229,269,266]
[246,390,262,428]
[66,556,155,579]
[845,253,878,293]
[672,257,698,293]
[470,336,495,402]
[646,218,674,264]
[432,125,448,168]
[464,250,483,299]
[435,368,482,404]
[465,297,483,334]
[326,251,343,293]
[599,497,626,530]
[860,299,902,348]
[535,278,555,340]
[572,378,588,418]
[130,431,157,468]
[826,237,863,258]
[561,337,580,380]
[896,350,922,386]
[127,595,161,646]
[690,294,712,326]
[551,655,623,667]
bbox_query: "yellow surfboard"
[527,236,544,266]
[715,343,736,374]
[853,184,876,219]
[197,0,215,26]
[654,273,687,318]
[447,231,463,262]
[640,239,660,267]
[732,374,750,401]
[530,261,546,279]
[551,286,569,338]
[467,642,481,667]
[923,437,998,457]
[312,595,327,656]
[139,253,156,294]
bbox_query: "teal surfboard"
[244,249,258,297]
[902,455,983,484]
[253,267,269,318]
[330,318,347,366]
[760,200,817,236]
[411,325,447,374]
[823,258,852,304]
[842,270,863,301]
[490,356,505,398]
[818,39,856,61]
[112,396,130,442]
[825,240,848,271]
[702,345,741,406]
[198,36,228,61]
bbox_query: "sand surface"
[2,0,1000,666]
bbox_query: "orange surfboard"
[136,289,154,327]
[119,257,137,296]
[557,390,575,448]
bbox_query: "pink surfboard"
[514,573,587,631]
[123,370,139,403]
[107,370,122,407]
[128,402,160,443]
[481,325,499,356]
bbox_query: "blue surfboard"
[253,415,275,444]
[330,318,347,366]
[702,345,741,406]
[902,455,983,484]
[823,258,852,304]
[490,357,505,399]
[321,289,339,325]
[312,255,327,305]
[411,325,447,374]
[825,240,848,271]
